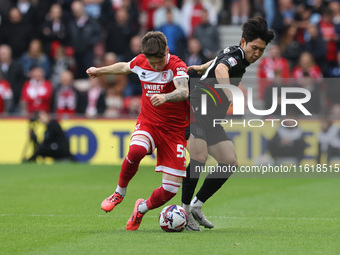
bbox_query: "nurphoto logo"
[201,84,312,128]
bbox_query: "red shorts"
[131,121,187,177]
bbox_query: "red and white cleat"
[101,192,124,212]
[126,198,145,231]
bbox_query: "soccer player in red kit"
[86,31,190,231]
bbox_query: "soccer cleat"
[101,192,124,212]
[126,198,145,231]
[191,207,214,229]
[185,212,202,231]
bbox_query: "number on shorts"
[176,144,186,158]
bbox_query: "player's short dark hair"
[141,31,167,58]
[242,16,275,45]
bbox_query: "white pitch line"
[209,216,339,221]
[0,214,338,221]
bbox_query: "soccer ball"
[159,205,188,232]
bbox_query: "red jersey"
[55,86,77,115]
[21,79,53,113]
[257,57,290,100]
[139,0,164,30]
[319,19,337,62]
[191,3,204,37]
[0,79,13,113]
[292,65,323,80]
[129,54,190,130]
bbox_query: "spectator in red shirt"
[52,70,79,116]
[0,44,26,113]
[257,43,290,100]
[292,51,323,81]
[139,0,164,31]
[292,51,323,114]
[181,0,217,37]
[318,7,338,67]
[21,67,53,114]
[0,72,13,114]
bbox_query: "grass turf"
[0,164,339,255]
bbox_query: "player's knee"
[220,157,238,167]
[231,158,238,167]
[127,144,148,162]
[191,152,208,164]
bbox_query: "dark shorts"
[188,85,231,146]
[190,122,231,146]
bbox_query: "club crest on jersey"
[224,47,230,53]
[161,71,168,82]
[228,57,237,67]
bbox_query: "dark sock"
[196,164,234,203]
[181,159,205,205]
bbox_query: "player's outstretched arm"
[86,62,132,78]
[187,59,214,75]
[215,63,233,104]
[150,77,189,107]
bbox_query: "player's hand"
[86,67,99,78]
[150,94,167,107]
[188,65,205,75]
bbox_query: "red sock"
[146,186,176,210]
[118,144,147,188]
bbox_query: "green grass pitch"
[1,164,339,255]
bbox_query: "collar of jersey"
[237,46,250,66]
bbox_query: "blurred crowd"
[0,0,225,118]
[257,0,340,117]
[1,0,340,119]
[0,0,339,163]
